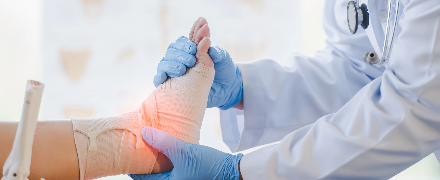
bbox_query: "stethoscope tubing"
[378,0,400,67]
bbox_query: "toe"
[194,24,210,45]
[196,37,214,68]
[190,17,208,43]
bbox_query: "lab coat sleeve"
[240,0,440,179]
[220,0,385,152]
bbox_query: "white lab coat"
[220,0,440,179]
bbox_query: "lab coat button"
[378,11,388,23]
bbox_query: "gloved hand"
[207,46,243,110]
[129,127,243,180]
[153,36,198,87]
[153,36,243,110]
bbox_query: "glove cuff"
[227,153,244,180]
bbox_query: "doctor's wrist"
[228,153,244,180]
[233,98,244,110]
[239,160,243,180]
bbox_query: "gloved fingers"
[208,45,232,64]
[154,36,195,87]
[190,17,208,43]
[142,127,186,160]
[153,72,167,87]
[207,91,221,108]
[163,48,196,67]
[167,36,197,55]
[208,46,237,82]
[156,61,187,78]
[196,37,214,68]
[129,173,172,180]
[194,24,210,45]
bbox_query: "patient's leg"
[0,120,78,180]
[0,120,171,180]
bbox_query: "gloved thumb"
[129,172,172,180]
[153,72,167,87]
[208,45,236,82]
[208,45,232,64]
[142,127,184,159]
[196,37,214,68]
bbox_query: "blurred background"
[0,0,440,179]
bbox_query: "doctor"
[130,0,440,179]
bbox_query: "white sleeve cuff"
[219,108,242,152]
[219,61,268,152]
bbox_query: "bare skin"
[0,120,79,180]
[190,17,213,67]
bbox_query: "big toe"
[196,37,214,68]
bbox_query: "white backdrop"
[1,0,440,179]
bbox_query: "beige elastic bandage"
[140,62,215,144]
[71,62,214,180]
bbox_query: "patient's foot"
[138,17,215,144]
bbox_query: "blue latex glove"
[153,36,197,87]
[153,36,243,110]
[207,46,243,110]
[129,127,243,180]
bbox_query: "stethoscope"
[347,0,400,67]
